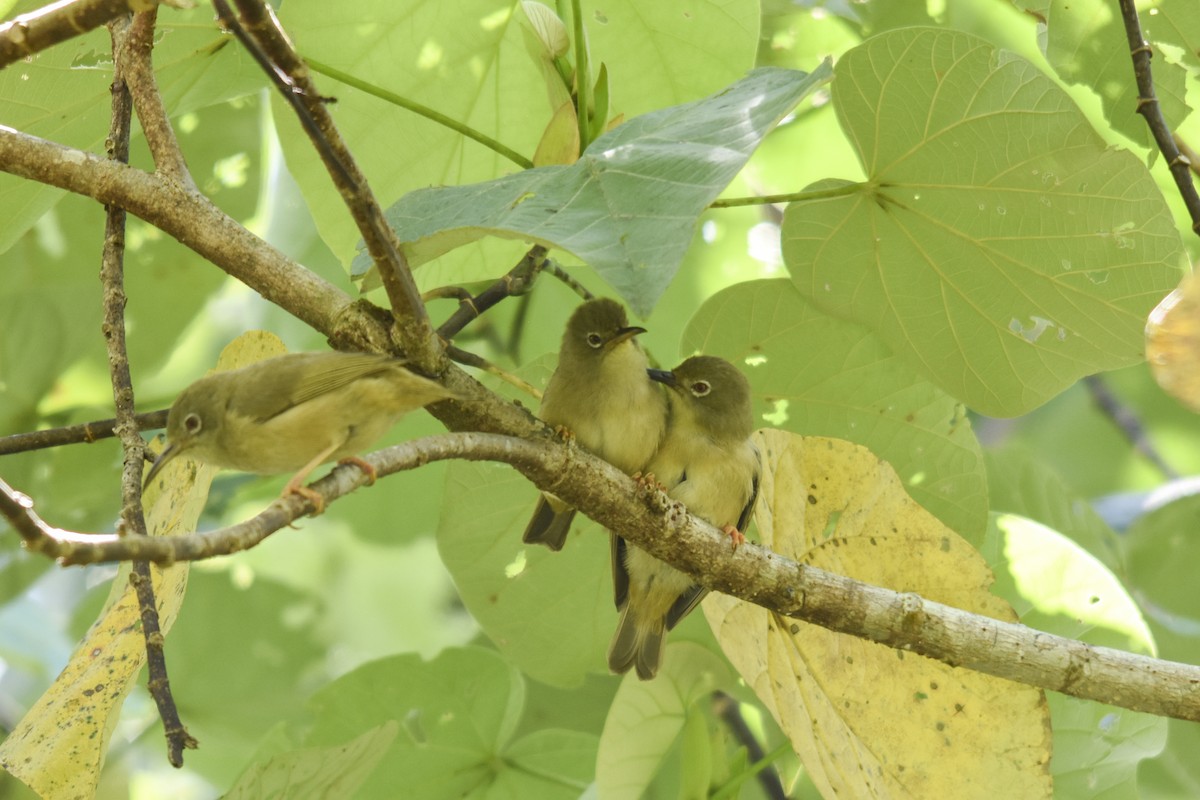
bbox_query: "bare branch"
[1118,0,1200,235]
[1084,375,1179,480]
[445,344,541,399]
[435,246,548,340]
[120,8,192,184]
[0,0,164,70]
[213,0,437,365]
[103,15,195,765]
[0,409,167,455]
[712,692,788,800]
[6,433,1200,723]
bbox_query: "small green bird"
[523,298,668,551]
[608,355,759,680]
[143,351,456,511]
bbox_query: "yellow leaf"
[533,101,581,167]
[704,430,1053,798]
[0,332,287,798]
[1146,271,1200,413]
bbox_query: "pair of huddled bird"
[524,299,759,680]
[145,299,757,680]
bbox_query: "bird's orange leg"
[722,524,746,551]
[338,455,377,485]
[283,441,341,515]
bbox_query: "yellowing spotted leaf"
[704,430,1052,798]
[1147,271,1200,413]
[0,332,287,798]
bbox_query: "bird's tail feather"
[522,496,575,551]
[608,605,665,680]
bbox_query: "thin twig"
[1118,0,1200,235]
[0,0,167,70]
[5,432,1200,722]
[0,409,167,456]
[445,344,541,399]
[422,285,476,304]
[305,57,534,170]
[1084,375,1179,480]
[104,15,195,766]
[213,0,437,366]
[542,259,592,300]
[1173,133,1200,179]
[436,245,548,340]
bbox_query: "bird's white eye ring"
[690,381,711,397]
[183,412,202,434]
[586,332,604,348]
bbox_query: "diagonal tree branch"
[0,0,171,70]
[4,432,1200,723]
[119,6,192,185]
[1118,0,1200,235]
[0,410,168,455]
[213,0,438,367]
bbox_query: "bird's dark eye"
[586,332,604,348]
[183,412,202,434]
[690,381,711,397]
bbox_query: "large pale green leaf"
[683,279,988,542]
[275,0,548,274]
[984,514,1166,798]
[304,648,596,800]
[437,459,613,687]
[363,65,832,315]
[783,27,1184,416]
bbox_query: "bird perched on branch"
[608,355,759,680]
[144,351,456,512]
[522,298,668,550]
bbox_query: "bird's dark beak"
[606,325,647,348]
[142,440,182,489]
[647,368,676,387]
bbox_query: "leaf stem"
[570,0,591,153]
[710,182,862,208]
[305,57,535,170]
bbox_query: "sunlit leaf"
[986,514,1165,796]
[783,28,1184,416]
